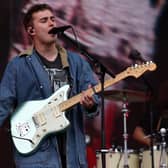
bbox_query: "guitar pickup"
[32,112,47,127]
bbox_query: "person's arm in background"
[133,126,151,147]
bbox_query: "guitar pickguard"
[11,85,70,155]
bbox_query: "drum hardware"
[141,128,168,168]
[102,89,149,168]
[121,98,129,168]
[140,143,168,168]
[96,148,140,168]
[105,89,145,168]
[159,128,167,168]
[103,89,150,103]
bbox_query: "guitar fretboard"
[58,61,156,112]
[59,69,128,112]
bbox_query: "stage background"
[1,0,168,167]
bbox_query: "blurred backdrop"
[1,0,168,167]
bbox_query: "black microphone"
[129,49,145,62]
[48,25,71,34]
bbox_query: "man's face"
[31,9,57,44]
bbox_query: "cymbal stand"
[121,98,129,168]
[159,128,167,168]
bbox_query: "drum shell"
[141,146,168,168]
[96,149,140,168]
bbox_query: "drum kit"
[96,89,168,168]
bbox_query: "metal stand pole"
[122,101,129,168]
[160,128,167,168]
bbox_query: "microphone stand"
[142,75,155,168]
[130,54,155,168]
[59,32,115,168]
[80,51,115,168]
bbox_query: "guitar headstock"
[126,61,157,78]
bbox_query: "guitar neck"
[59,61,157,112]
[59,70,127,112]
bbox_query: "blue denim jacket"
[0,48,99,168]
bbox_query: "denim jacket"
[0,47,99,168]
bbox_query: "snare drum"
[96,149,140,168]
[141,145,168,168]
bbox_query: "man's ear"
[27,26,35,35]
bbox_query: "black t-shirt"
[37,51,68,167]
[38,52,69,92]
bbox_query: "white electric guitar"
[10,61,156,155]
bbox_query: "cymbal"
[103,89,150,103]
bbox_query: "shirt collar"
[19,44,69,68]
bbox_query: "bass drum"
[96,149,140,168]
[141,145,168,168]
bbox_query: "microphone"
[48,25,71,34]
[129,49,145,62]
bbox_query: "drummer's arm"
[133,126,151,147]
